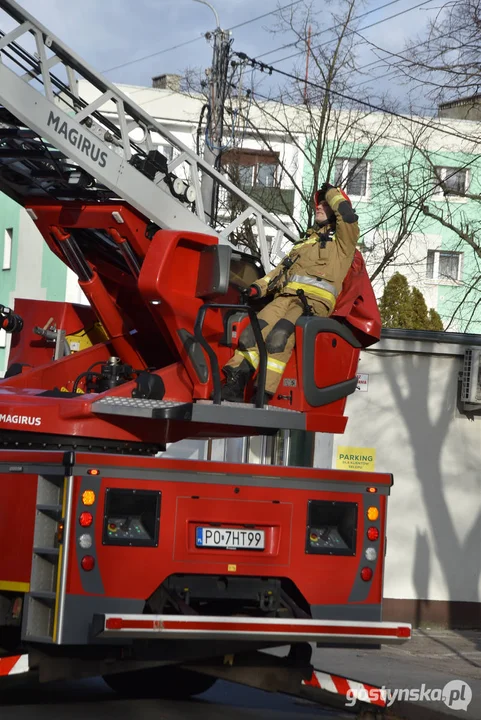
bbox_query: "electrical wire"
[101,0,305,75]
[233,51,481,146]
[261,0,437,66]
[337,21,473,93]
[254,0,413,62]
[232,82,481,257]
[242,84,476,177]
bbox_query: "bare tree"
[187,0,481,330]
[218,0,400,262]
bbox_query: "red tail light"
[360,567,373,582]
[81,555,95,572]
[79,512,93,527]
[367,527,379,541]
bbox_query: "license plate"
[195,527,265,550]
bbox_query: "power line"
[244,86,476,171]
[233,51,481,145]
[229,1,303,31]
[255,0,410,62]
[264,0,437,66]
[102,37,204,75]
[102,1,304,75]
[231,86,474,188]
[343,21,474,95]
[342,21,472,85]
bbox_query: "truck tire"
[103,666,216,699]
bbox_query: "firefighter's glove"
[239,284,260,305]
[315,182,335,204]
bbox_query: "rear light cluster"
[79,480,98,572]
[361,505,380,582]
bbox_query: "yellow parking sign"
[336,446,376,472]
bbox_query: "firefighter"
[220,182,360,403]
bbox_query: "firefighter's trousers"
[224,294,330,395]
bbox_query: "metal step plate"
[192,400,306,430]
[92,397,193,420]
[92,397,305,431]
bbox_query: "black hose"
[72,370,102,394]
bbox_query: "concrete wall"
[330,333,481,615]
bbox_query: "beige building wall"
[331,334,481,625]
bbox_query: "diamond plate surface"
[91,396,304,429]
[94,397,186,409]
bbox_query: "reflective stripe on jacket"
[285,274,338,310]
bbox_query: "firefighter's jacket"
[253,188,359,313]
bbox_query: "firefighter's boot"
[220,364,254,402]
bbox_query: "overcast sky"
[2,0,442,109]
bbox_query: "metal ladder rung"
[36,504,62,519]
[28,590,56,604]
[33,547,60,558]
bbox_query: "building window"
[222,148,294,215]
[334,158,370,200]
[3,228,13,270]
[223,148,279,188]
[426,250,462,282]
[433,167,468,197]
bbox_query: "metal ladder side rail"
[0,0,298,271]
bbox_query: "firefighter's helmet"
[314,186,352,207]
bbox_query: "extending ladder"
[0,0,298,271]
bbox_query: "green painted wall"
[0,194,21,373]
[41,238,68,301]
[0,191,69,374]
[0,193,21,303]
[303,137,481,333]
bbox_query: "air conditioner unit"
[461,347,481,407]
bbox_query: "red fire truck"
[0,0,410,710]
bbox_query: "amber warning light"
[82,490,96,506]
[57,521,64,544]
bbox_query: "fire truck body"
[0,448,409,693]
[0,0,410,705]
[0,200,366,448]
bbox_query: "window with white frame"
[223,148,279,188]
[334,158,370,200]
[426,250,462,282]
[433,167,468,197]
[3,228,13,270]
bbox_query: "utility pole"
[194,0,231,226]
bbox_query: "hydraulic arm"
[0,0,380,452]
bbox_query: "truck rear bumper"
[94,613,411,646]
